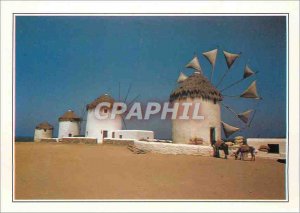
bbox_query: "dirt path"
[15,142,286,200]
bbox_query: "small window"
[112,132,115,138]
[103,130,108,138]
[69,133,72,137]
[119,135,122,139]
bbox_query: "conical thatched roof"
[170,73,222,102]
[35,122,53,130]
[59,110,81,122]
[86,94,115,110]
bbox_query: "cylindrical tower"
[34,122,54,142]
[58,110,81,138]
[170,72,223,146]
[85,94,122,143]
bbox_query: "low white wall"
[113,130,154,140]
[134,141,213,156]
[247,138,286,154]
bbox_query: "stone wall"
[40,138,58,143]
[103,139,134,146]
[60,137,97,144]
[134,141,213,156]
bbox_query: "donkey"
[235,145,256,161]
[212,140,229,159]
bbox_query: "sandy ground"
[15,142,286,200]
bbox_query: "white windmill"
[58,110,81,138]
[170,48,261,144]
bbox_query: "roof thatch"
[59,110,81,122]
[35,122,54,130]
[170,73,223,102]
[86,94,115,110]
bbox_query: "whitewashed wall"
[34,129,53,142]
[247,138,286,154]
[112,130,154,140]
[134,141,213,156]
[58,121,80,138]
[172,97,221,145]
[85,108,122,143]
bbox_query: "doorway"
[210,127,216,144]
[268,144,280,154]
[103,130,108,140]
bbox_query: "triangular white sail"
[185,56,202,72]
[177,72,188,83]
[243,64,255,79]
[202,49,218,68]
[223,50,240,69]
[221,121,240,138]
[240,80,260,99]
[237,109,253,123]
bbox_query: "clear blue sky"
[16,16,286,139]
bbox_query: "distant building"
[170,71,222,146]
[58,110,81,138]
[34,122,54,142]
[85,94,122,143]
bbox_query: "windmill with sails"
[170,48,261,144]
